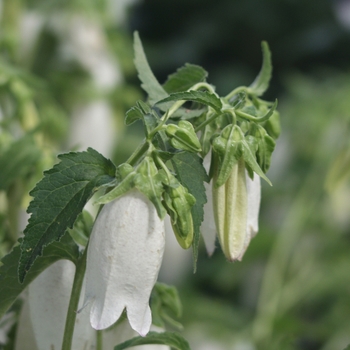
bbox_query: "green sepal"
[212,124,242,188]
[240,133,272,185]
[264,110,281,139]
[254,125,276,173]
[212,125,272,187]
[134,157,167,219]
[95,164,136,205]
[165,120,202,153]
[248,41,272,96]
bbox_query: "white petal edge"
[85,189,165,336]
[237,172,261,260]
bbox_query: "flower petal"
[236,172,261,260]
[85,189,165,336]
[27,260,95,350]
[200,154,216,256]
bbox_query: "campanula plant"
[0,32,280,350]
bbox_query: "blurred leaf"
[171,152,208,271]
[0,136,42,191]
[249,41,272,96]
[18,148,116,283]
[163,63,208,93]
[114,331,191,350]
[0,233,79,319]
[151,282,183,329]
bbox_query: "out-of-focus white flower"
[84,189,165,336]
[212,159,261,261]
[15,260,95,350]
[0,312,16,345]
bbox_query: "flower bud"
[163,184,195,249]
[212,158,261,261]
[165,120,202,153]
[84,189,165,336]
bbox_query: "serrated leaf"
[171,153,209,271]
[163,63,208,93]
[18,148,116,283]
[157,91,222,113]
[0,233,79,319]
[133,32,168,105]
[0,135,42,190]
[114,331,191,350]
[249,41,272,96]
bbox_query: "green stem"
[225,86,248,100]
[194,112,220,132]
[126,140,150,166]
[61,246,88,350]
[235,99,277,123]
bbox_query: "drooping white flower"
[15,260,95,350]
[84,189,165,336]
[212,158,261,261]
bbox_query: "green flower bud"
[212,158,261,261]
[163,183,195,249]
[165,120,202,153]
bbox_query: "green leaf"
[18,148,116,283]
[0,233,79,319]
[342,345,350,350]
[163,63,208,93]
[157,91,222,112]
[249,41,272,96]
[0,135,42,190]
[133,32,168,105]
[171,153,209,271]
[114,331,191,350]
[151,282,183,329]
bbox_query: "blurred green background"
[1,0,350,349]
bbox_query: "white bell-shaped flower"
[84,189,165,336]
[15,260,95,350]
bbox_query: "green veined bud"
[212,158,248,261]
[163,183,195,249]
[165,120,202,153]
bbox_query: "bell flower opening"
[84,189,165,336]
